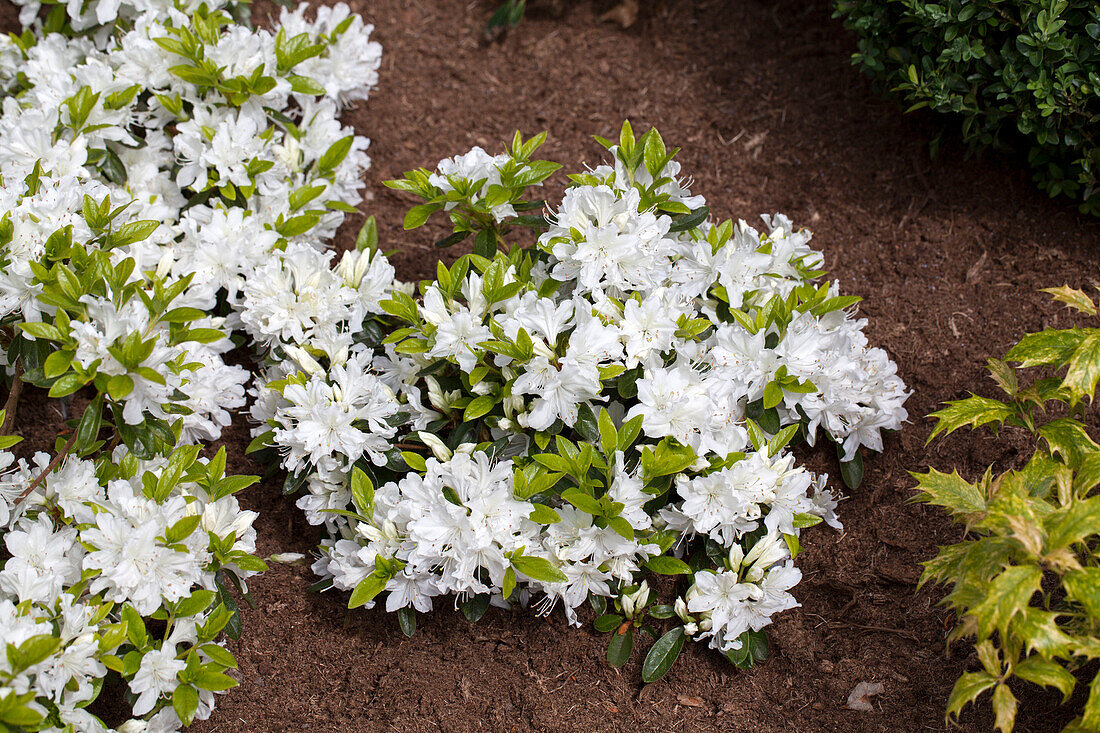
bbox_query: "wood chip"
[599,0,638,28]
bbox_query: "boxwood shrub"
[834,0,1100,215]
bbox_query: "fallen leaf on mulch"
[846,681,885,711]
[677,695,704,707]
[599,0,638,28]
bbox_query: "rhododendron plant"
[250,123,909,680]
[0,0,382,728]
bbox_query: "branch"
[12,429,78,508]
[1,361,23,435]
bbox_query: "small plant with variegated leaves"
[916,285,1100,732]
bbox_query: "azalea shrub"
[0,0,382,729]
[250,123,910,680]
[916,286,1100,732]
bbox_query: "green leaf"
[1013,656,1075,702]
[724,629,769,668]
[607,627,634,668]
[838,447,863,491]
[641,626,685,683]
[288,75,325,95]
[192,670,238,692]
[607,516,635,540]
[991,683,1017,733]
[164,515,202,544]
[461,593,490,622]
[617,415,643,452]
[1045,496,1100,550]
[1042,286,1097,316]
[643,556,692,575]
[598,408,618,456]
[1064,569,1100,619]
[1006,328,1085,369]
[1082,671,1100,730]
[511,555,567,583]
[172,684,200,726]
[946,671,998,722]
[762,381,783,410]
[913,468,987,516]
[200,644,237,669]
[355,216,378,252]
[1013,607,1074,658]
[17,321,61,341]
[928,396,1014,441]
[7,635,61,672]
[348,573,387,609]
[402,451,427,473]
[972,564,1042,640]
[317,135,353,174]
[767,424,800,457]
[528,503,561,524]
[1063,332,1100,402]
[668,206,709,233]
[397,606,416,637]
[1039,418,1099,469]
[464,394,496,421]
[594,613,623,633]
[350,466,374,518]
[560,487,603,516]
[404,203,443,230]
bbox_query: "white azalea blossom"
[0,0,382,728]
[254,124,908,679]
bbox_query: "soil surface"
[12,0,1100,730]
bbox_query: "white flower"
[129,644,185,716]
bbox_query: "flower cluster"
[1,441,261,733]
[0,0,382,728]
[252,124,909,679]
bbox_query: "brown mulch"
[186,1,1100,731]
[12,0,1100,730]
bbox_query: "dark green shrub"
[835,0,1100,215]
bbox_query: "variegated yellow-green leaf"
[1082,672,1100,731]
[1064,332,1100,403]
[1063,569,1100,618]
[972,565,1042,640]
[1041,285,1097,317]
[945,671,998,722]
[912,468,987,516]
[1006,328,1086,369]
[1013,655,1075,702]
[991,683,1017,733]
[986,358,1018,396]
[1038,418,1099,469]
[1013,607,1074,658]
[1044,496,1100,549]
[927,395,1014,442]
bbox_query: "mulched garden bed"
[47,0,1092,729]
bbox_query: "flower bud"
[285,345,322,376]
[269,552,306,564]
[418,431,452,461]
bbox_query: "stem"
[12,429,78,507]
[1,361,23,435]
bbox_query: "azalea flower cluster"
[0,0,382,727]
[1,440,262,733]
[252,125,909,677]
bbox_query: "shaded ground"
[18,0,1100,730]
